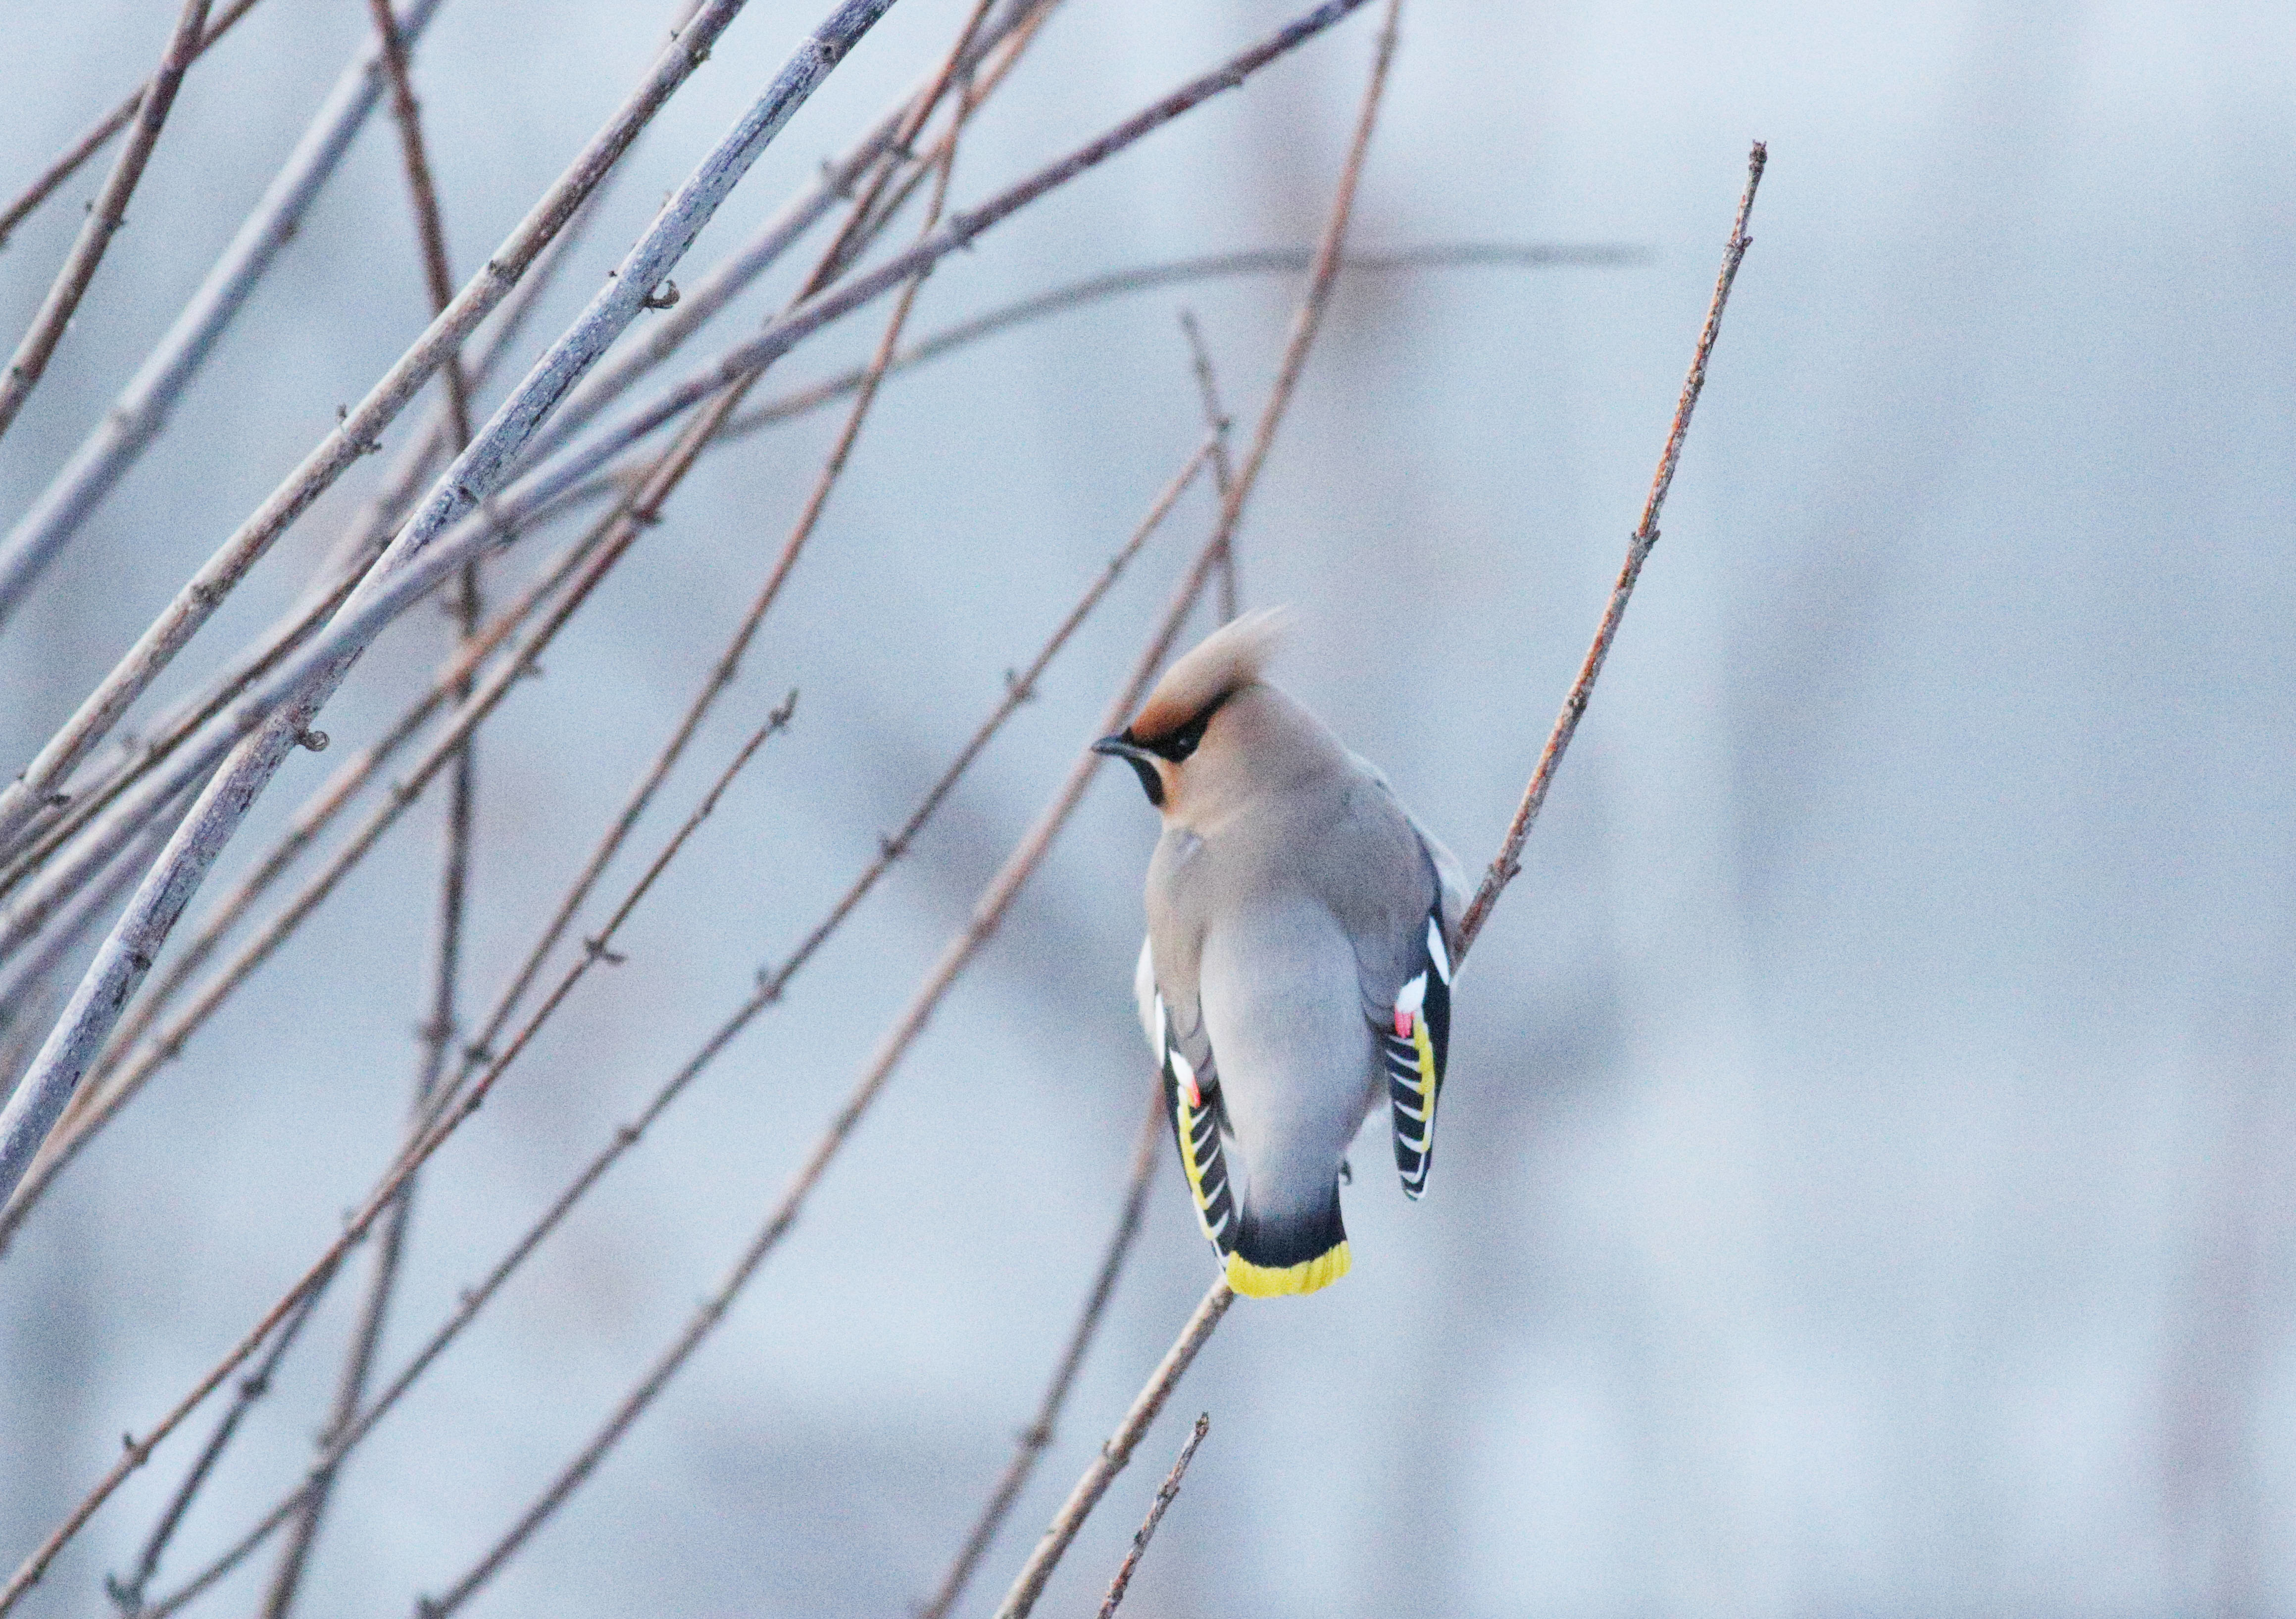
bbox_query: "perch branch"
[1452,141,1765,957]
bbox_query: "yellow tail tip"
[1225,1241,1350,1298]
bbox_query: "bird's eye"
[1165,727,1202,762]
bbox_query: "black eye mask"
[1092,692,1234,808]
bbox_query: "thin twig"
[1453,141,1766,958]
[0,0,457,637]
[991,6,1401,1611]
[454,241,1639,549]
[1176,311,1238,621]
[430,0,999,1117]
[102,1255,340,1618]
[998,138,1767,1619]
[995,1280,1235,1619]
[0,0,270,252]
[920,1086,1165,1619]
[0,0,215,445]
[1097,1412,1209,1619]
[364,0,472,448]
[131,438,1206,1619]
[719,243,1641,443]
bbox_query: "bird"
[1094,607,1463,1298]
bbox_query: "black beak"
[1092,733,1165,808]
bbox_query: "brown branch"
[364,0,472,447]
[1097,1412,1209,1619]
[1176,310,1238,621]
[414,501,1236,1615]
[997,138,1768,1619]
[0,0,268,252]
[995,1280,1235,1619]
[0,674,796,1617]
[919,1085,1165,1619]
[0,0,214,444]
[103,1254,340,1617]
[0,517,616,1257]
[1452,140,1766,959]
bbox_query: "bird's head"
[1095,606,1291,813]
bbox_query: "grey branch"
[1098,1412,1211,1619]
[994,1282,1236,1619]
[0,0,215,447]
[0,0,740,848]
[131,435,1202,1619]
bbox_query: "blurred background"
[1,0,2293,1614]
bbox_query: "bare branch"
[500,0,1385,516]
[0,0,216,446]
[102,1254,340,1618]
[0,0,271,252]
[920,1087,1165,1619]
[364,0,472,447]
[254,16,481,1601]
[414,509,1235,1617]
[1097,1412,1210,1619]
[1452,140,1766,958]
[0,159,619,900]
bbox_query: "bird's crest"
[1130,606,1292,742]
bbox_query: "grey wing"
[1135,935,1239,1252]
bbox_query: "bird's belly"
[1197,901,1376,1223]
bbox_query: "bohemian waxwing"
[1095,607,1464,1298]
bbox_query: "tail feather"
[1226,1186,1349,1298]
